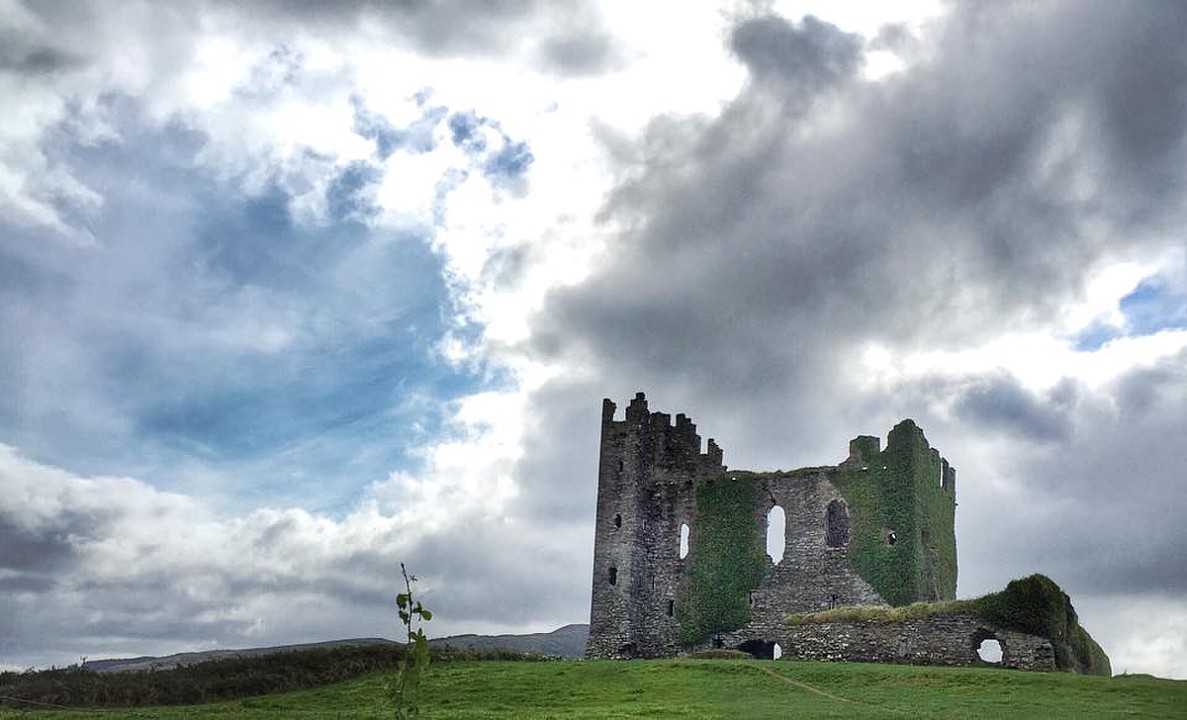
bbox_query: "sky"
[1,0,1185,679]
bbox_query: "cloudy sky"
[2,0,1185,679]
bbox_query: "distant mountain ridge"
[82,624,589,673]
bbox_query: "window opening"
[678,523,690,559]
[773,643,783,660]
[614,513,622,529]
[608,566,617,586]
[748,591,757,606]
[766,505,786,564]
[977,638,1002,663]
[826,499,850,547]
[666,600,674,617]
[886,531,897,546]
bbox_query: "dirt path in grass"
[757,666,855,703]
[757,666,913,715]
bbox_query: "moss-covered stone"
[832,419,956,606]
[676,477,769,644]
[975,574,1111,676]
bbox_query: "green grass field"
[2,660,1183,719]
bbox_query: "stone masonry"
[775,613,1056,671]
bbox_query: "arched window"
[826,499,850,547]
[608,566,617,586]
[766,506,786,564]
[678,523,690,559]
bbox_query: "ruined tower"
[586,392,958,659]
[586,392,725,658]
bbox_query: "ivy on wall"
[676,476,768,644]
[832,420,957,607]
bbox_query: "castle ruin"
[585,392,1110,675]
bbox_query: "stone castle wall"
[777,612,1056,671]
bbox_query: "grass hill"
[3,658,1183,719]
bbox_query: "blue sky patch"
[0,96,497,513]
[1119,276,1187,336]
[448,110,487,152]
[1072,321,1123,352]
[326,160,383,222]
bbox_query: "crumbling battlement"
[603,392,724,474]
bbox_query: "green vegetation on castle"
[676,476,768,644]
[977,574,1111,676]
[832,420,956,606]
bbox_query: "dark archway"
[738,639,778,660]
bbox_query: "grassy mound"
[976,574,1111,676]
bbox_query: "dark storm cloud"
[0,40,81,76]
[512,3,1187,656]
[536,29,623,77]
[731,14,864,97]
[531,2,1187,458]
[951,374,1075,443]
[227,0,621,76]
[0,517,80,573]
[955,348,1187,596]
[10,0,622,83]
